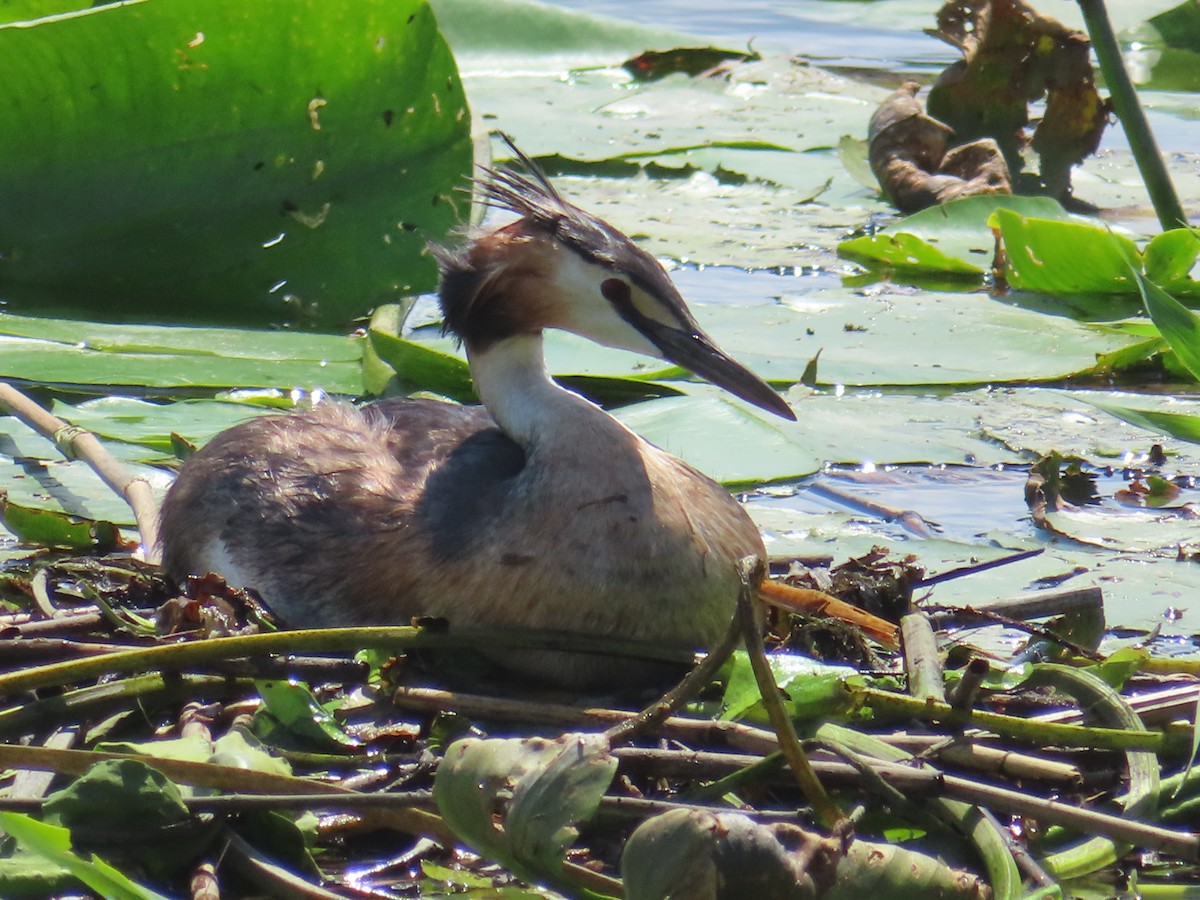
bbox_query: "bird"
[158,145,797,688]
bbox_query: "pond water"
[544,0,1200,152]
[542,0,957,73]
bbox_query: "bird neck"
[467,333,624,450]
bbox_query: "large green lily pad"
[0,0,471,327]
[0,312,362,391]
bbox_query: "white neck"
[468,333,621,449]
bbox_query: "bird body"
[159,148,794,686]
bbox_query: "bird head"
[432,139,795,421]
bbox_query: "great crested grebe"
[158,147,797,687]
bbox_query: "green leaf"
[0,0,471,327]
[419,861,551,898]
[720,650,853,722]
[208,729,295,777]
[991,210,1142,295]
[50,397,272,454]
[92,735,214,763]
[0,853,77,899]
[95,728,292,777]
[366,303,475,401]
[1148,0,1200,50]
[839,231,984,277]
[254,680,361,750]
[434,734,617,889]
[839,195,1073,277]
[1143,228,1200,289]
[1089,400,1200,444]
[1137,272,1200,381]
[0,311,362,392]
[0,495,118,551]
[1089,648,1149,689]
[43,759,190,835]
[0,812,172,900]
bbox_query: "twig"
[0,381,162,563]
[925,585,1103,629]
[393,684,783,754]
[759,579,899,647]
[901,612,945,703]
[0,624,692,697]
[0,741,453,841]
[736,558,842,829]
[1032,681,1200,728]
[806,477,938,537]
[949,656,990,713]
[0,674,249,741]
[605,605,742,745]
[930,603,1104,661]
[978,807,1056,889]
[1076,0,1187,229]
[10,728,78,804]
[933,768,1198,862]
[847,682,1180,754]
[914,548,1044,588]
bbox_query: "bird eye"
[600,278,631,303]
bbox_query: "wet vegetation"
[0,0,1199,897]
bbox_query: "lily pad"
[0,312,362,392]
[50,397,274,453]
[838,194,1076,275]
[992,210,1142,295]
[0,0,472,327]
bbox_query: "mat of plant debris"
[0,549,1197,899]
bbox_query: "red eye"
[601,278,630,303]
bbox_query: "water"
[541,0,1200,153]
[538,0,957,73]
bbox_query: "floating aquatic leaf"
[0,311,362,392]
[0,495,119,552]
[0,0,471,327]
[992,210,1141,295]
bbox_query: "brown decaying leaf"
[868,82,1012,213]
[783,546,922,623]
[926,0,1109,198]
[621,47,760,82]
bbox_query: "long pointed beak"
[641,320,797,421]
